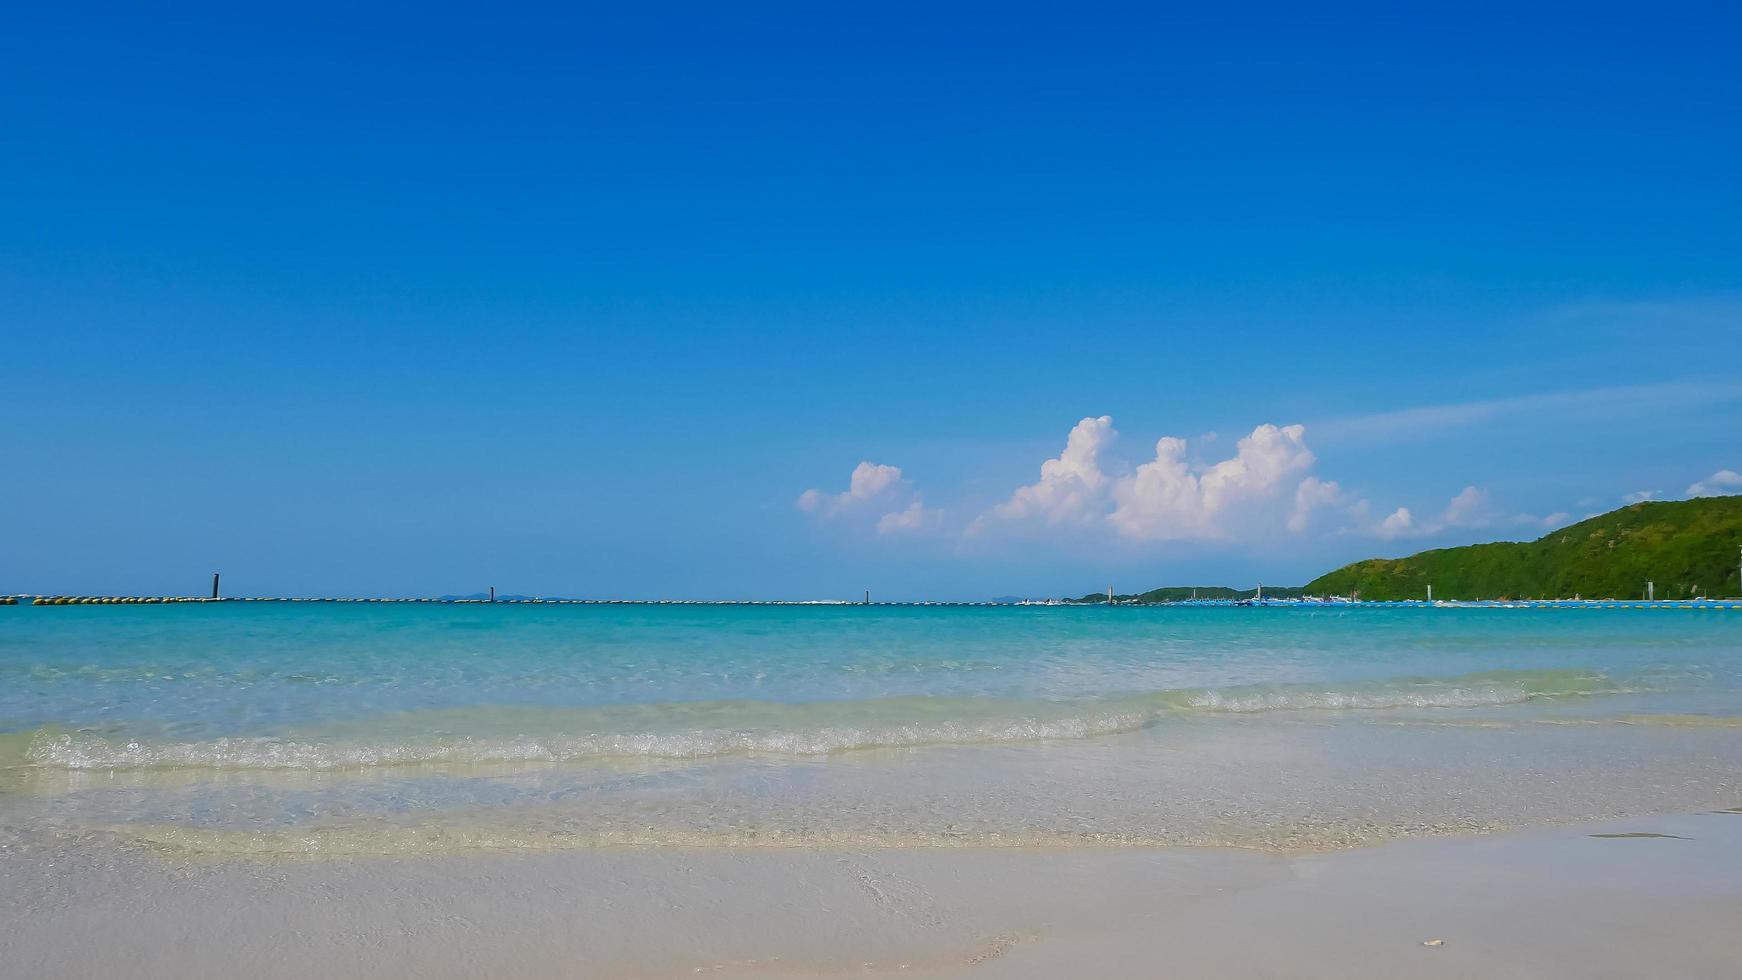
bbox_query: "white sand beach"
[6,809,1739,979]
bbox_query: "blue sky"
[3,2,1740,599]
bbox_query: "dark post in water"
[211,572,220,599]
[489,586,496,603]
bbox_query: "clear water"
[3,603,1741,856]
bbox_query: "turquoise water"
[3,604,1741,854]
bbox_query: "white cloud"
[1622,490,1659,504]
[798,461,941,536]
[809,415,1587,552]
[1340,486,1511,540]
[1687,470,1742,498]
[1109,424,1314,541]
[1288,476,1345,532]
[1378,507,1418,538]
[973,416,1116,531]
[1325,500,1424,540]
[797,461,906,517]
[1203,424,1317,512]
[1439,485,1492,527]
[876,500,938,535]
[1442,483,1484,525]
[970,419,1316,543]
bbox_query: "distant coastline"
[1077,497,1742,605]
[9,594,1742,610]
[9,499,1738,609]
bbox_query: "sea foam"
[6,669,1642,771]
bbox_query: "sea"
[3,602,1741,858]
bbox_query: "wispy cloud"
[1329,485,1509,540]
[1315,379,1742,446]
[1538,297,1742,334]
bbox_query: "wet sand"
[5,810,1740,979]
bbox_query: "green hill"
[1305,497,1742,601]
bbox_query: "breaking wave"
[2,669,1644,772]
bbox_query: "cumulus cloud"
[1439,486,1493,528]
[876,500,939,535]
[1109,424,1314,541]
[1687,470,1742,498]
[970,418,1316,542]
[798,461,939,535]
[797,461,905,517]
[973,416,1116,531]
[1288,476,1345,532]
[1379,507,1418,538]
[805,415,1577,551]
[968,418,1509,545]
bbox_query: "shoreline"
[7,809,1741,979]
[10,595,1742,608]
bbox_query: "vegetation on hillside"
[1304,497,1742,600]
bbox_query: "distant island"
[1072,497,1742,603]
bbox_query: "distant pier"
[7,595,1024,607]
[5,595,1740,609]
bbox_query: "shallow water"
[2,603,1740,856]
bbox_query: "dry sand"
[5,810,1740,979]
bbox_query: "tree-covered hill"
[1304,497,1742,601]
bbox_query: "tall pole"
[1647,580,1654,601]
[489,586,495,603]
[211,572,220,599]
